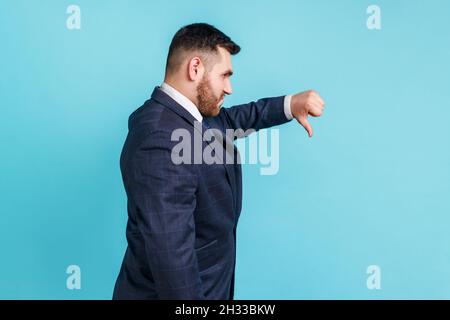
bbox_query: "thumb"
[297,116,313,137]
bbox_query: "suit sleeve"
[220,95,293,133]
[128,130,204,299]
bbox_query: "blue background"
[1,0,449,299]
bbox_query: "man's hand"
[291,90,325,137]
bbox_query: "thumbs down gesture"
[290,90,325,137]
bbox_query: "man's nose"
[224,79,232,95]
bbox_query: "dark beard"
[196,75,222,117]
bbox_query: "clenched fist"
[290,90,325,137]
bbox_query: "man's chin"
[211,107,221,117]
[201,107,220,118]
[200,101,222,117]
[209,102,222,116]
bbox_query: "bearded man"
[113,23,325,300]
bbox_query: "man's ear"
[188,56,204,82]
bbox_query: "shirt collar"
[160,82,203,123]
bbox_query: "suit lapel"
[202,117,238,204]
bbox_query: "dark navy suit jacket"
[113,87,291,299]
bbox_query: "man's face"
[196,47,233,117]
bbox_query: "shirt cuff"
[283,95,294,121]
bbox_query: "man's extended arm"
[221,90,325,137]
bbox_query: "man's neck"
[163,79,196,105]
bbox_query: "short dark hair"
[165,23,240,74]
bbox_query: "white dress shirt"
[160,82,293,123]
